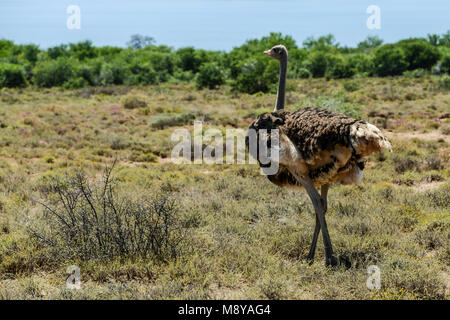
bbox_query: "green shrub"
[305,51,328,77]
[0,63,27,88]
[347,54,374,75]
[342,80,360,92]
[97,61,130,85]
[397,38,441,70]
[126,56,158,85]
[440,54,450,74]
[23,45,40,64]
[2,34,448,90]
[32,57,76,87]
[47,44,69,59]
[295,67,312,79]
[75,64,97,86]
[72,58,104,85]
[301,51,342,78]
[145,50,176,82]
[0,40,14,58]
[232,56,278,93]
[62,77,88,89]
[403,69,427,78]
[287,48,309,78]
[226,32,297,72]
[329,57,355,79]
[172,70,195,82]
[11,44,40,65]
[68,40,97,61]
[176,47,203,73]
[438,76,450,90]
[303,34,338,50]
[195,62,225,89]
[96,63,114,85]
[373,44,408,76]
[357,35,383,52]
[226,32,297,82]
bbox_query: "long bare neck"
[274,55,287,112]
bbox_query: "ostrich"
[247,45,392,266]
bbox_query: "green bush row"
[1,31,449,92]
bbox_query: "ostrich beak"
[263,50,271,56]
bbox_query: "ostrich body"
[247,45,392,266]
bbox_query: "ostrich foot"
[305,255,315,265]
[325,255,339,267]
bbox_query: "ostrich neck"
[274,55,287,111]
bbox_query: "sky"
[0,0,449,50]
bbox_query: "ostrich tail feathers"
[350,122,392,157]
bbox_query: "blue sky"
[0,0,449,50]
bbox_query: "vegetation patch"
[30,165,186,262]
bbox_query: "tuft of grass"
[393,156,420,174]
[441,124,450,135]
[149,111,197,129]
[257,276,286,300]
[120,93,148,109]
[438,76,450,90]
[30,164,186,262]
[342,80,360,92]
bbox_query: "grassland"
[0,76,449,300]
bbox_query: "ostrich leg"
[294,175,337,266]
[306,184,329,262]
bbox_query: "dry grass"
[0,77,449,300]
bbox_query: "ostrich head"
[264,45,288,60]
